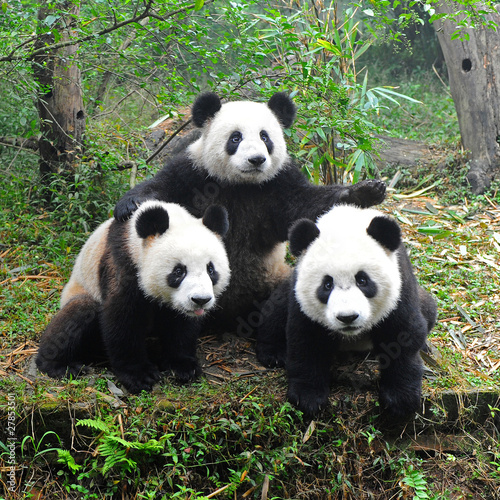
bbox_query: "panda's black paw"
[342,179,386,208]
[379,385,421,417]
[36,358,89,379]
[287,383,329,416]
[255,343,286,368]
[114,196,142,222]
[115,364,162,394]
[161,358,202,383]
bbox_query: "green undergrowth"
[2,375,500,499]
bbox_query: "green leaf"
[194,0,204,11]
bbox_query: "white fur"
[61,219,112,306]
[295,205,402,338]
[128,201,230,317]
[187,100,289,184]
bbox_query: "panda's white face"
[128,202,230,318]
[294,206,402,337]
[187,101,289,184]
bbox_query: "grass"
[1,72,500,498]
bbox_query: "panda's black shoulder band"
[366,216,401,252]
[289,218,320,257]
[192,93,222,128]
[203,205,229,238]
[136,206,170,239]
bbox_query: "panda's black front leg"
[374,328,426,416]
[156,311,202,383]
[286,306,335,415]
[100,297,161,393]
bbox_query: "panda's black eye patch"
[167,264,187,288]
[260,130,274,154]
[226,131,242,155]
[317,275,334,304]
[355,271,377,298]
[207,261,219,286]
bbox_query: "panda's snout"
[191,295,212,306]
[337,313,359,325]
[248,155,266,167]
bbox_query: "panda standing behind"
[256,205,437,417]
[36,201,231,393]
[114,92,387,334]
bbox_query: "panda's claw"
[115,364,162,394]
[287,383,329,416]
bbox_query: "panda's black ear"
[267,92,297,128]
[192,92,222,128]
[289,218,320,257]
[136,205,170,239]
[366,216,401,252]
[203,205,229,238]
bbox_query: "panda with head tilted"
[36,201,230,393]
[114,92,386,337]
[256,205,437,417]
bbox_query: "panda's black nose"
[192,296,211,306]
[248,155,266,167]
[337,313,359,324]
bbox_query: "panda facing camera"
[256,205,437,417]
[36,201,231,394]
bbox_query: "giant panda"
[256,205,437,416]
[113,92,386,336]
[36,201,231,393]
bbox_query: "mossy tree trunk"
[32,2,85,182]
[434,3,500,194]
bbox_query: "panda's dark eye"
[207,261,219,285]
[230,131,242,143]
[355,271,377,298]
[260,130,269,142]
[356,274,367,287]
[323,277,333,290]
[167,263,187,288]
[317,275,334,304]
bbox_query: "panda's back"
[60,219,114,307]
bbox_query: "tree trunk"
[433,3,500,193]
[32,2,85,181]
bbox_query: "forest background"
[1,0,500,498]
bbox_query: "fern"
[56,449,82,473]
[401,467,430,499]
[77,418,111,433]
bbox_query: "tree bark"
[434,2,500,193]
[32,2,85,181]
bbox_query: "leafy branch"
[0,0,210,63]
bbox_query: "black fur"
[136,205,169,238]
[114,93,386,333]
[267,92,297,128]
[36,210,214,393]
[366,216,402,252]
[192,92,222,127]
[202,204,229,237]
[289,218,320,257]
[256,229,437,418]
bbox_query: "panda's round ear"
[289,218,320,257]
[203,205,229,238]
[267,92,296,129]
[366,216,401,252]
[136,205,170,239]
[192,92,222,128]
